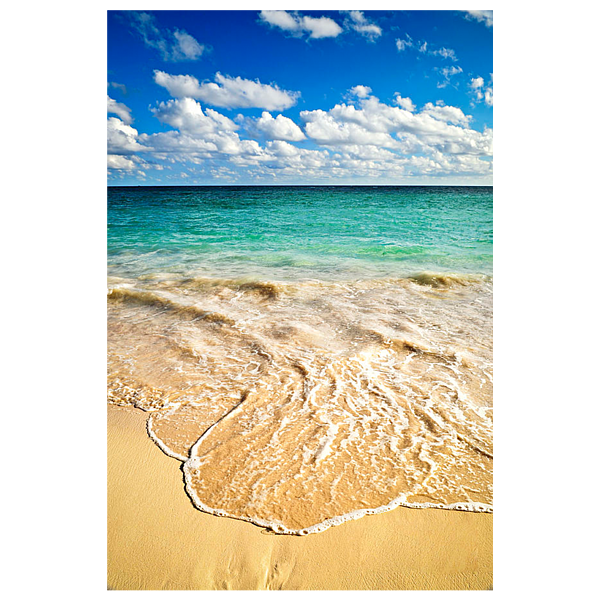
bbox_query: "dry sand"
[107,404,492,590]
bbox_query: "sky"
[107,10,493,186]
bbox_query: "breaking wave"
[108,272,492,534]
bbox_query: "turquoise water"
[107,186,492,281]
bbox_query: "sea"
[107,185,493,534]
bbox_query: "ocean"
[107,185,493,534]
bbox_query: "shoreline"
[108,403,492,590]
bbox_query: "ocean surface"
[108,186,493,534]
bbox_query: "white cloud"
[469,75,493,107]
[151,97,239,136]
[396,35,457,62]
[172,30,205,60]
[154,71,203,98]
[107,96,132,125]
[396,37,413,52]
[300,96,492,158]
[393,94,416,112]
[301,108,400,147]
[258,10,302,34]
[259,10,343,39]
[107,118,154,175]
[302,15,343,39]
[431,47,458,61]
[255,112,306,141]
[107,154,148,171]
[469,77,484,101]
[109,85,492,183]
[107,117,145,154]
[259,10,383,44]
[344,11,382,40]
[421,102,471,126]
[437,66,463,88]
[349,85,372,99]
[149,98,269,158]
[154,70,300,111]
[464,10,493,28]
[125,12,206,61]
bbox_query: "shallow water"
[108,186,493,534]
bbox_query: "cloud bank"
[109,84,492,184]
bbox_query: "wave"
[407,271,491,288]
[107,287,237,326]
[108,272,492,534]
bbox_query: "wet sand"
[107,403,492,590]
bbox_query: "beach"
[107,186,493,589]
[108,403,492,590]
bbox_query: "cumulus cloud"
[154,70,300,111]
[464,10,493,28]
[107,96,133,125]
[107,117,145,154]
[259,10,383,43]
[259,10,343,39]
[108,81,127,95]
[152,98,239,136]
[349,85,372,98]
[109,85,492,183]
[124,11,206,61]
[421,102,471,126]
[299,95,492,157]
[255,112,306,141]
[393,93,416,112]
[469,75,493,106]
[107,119,154,175]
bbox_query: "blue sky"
[107,10,493,185]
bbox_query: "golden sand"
[107,404,492,590]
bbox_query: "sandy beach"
[107,403,492,590]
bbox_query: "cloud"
[124,11,206,61]
[344,11,382,41]
[349,85,372,98]
[259,10,343,39]
[469,75,493,106]
[254,112,306,141]
[431,47,458,61]
[110,87,492,183]
[154,71,300,111]
[395,36,413,52]
[436,66,463,88]
[393,93,416,112]
[108,81,127,95]
[421,102,471,126]
[107,96,133,125]
[397,36,458,62]
[299,95,492,157]
[258,10,303,34]
[302,15,344,39]
[107,108,154,175]
[463,10,493,28]
[107,117,145,154]
[152,97,239,136]
[259,10,383,43]
[107,154,149,171]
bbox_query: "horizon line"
[108,184,493,188]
